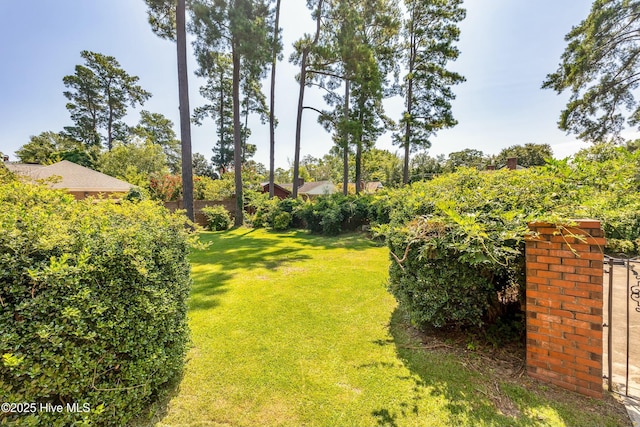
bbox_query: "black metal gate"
[603,255,640,398]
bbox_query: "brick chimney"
[297,177,305,188]
[486,165,496,171]
[506,157,517,170]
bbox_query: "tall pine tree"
[191,0,273,225]
[144,0,195,222]
[396,0,465,184]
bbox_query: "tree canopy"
[396,0,465,183]
[98,140,169,186]
[543,0,640,143]
[132,110,182,173]
[495,143,553,168]
[16,131,97,167]
[63,50,151,150]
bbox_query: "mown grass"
[152,228,629,427]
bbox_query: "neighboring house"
[259,182,292,200]
[277,179,336,198]
[298,180,336,196]
[6,160,134,199]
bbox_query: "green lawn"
[151,228,628,427]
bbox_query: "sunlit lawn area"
[152,228,628,426]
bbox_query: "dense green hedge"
[381,167,572,328]
[248,192,380,235]
[0,182,192,426]
[382,144,640,329]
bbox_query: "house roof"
[498,164,527,170]
[298,181,335,195]
[5,163,46,176]
[6,160,134,193]
[364,181,384,193]
[277,180,336,196]
[260,182,292,195]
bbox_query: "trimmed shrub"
[247,193,303,231]
[201,205,232,231]
[384,168,571,329]
[272,211,292,230]
[387,215,524,328]
[0,182,192,426]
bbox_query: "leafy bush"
[272,211,292,230]
[149,174,182,202]
[247,193,304,231]
[383,167,573,329]
[295,194,378,235]
[125,186,147,202]
[0,181,192,426]
[387,215,525,328]
[0,162,15,184]
[201,205,232,231]
[339,195,374,231]
[369,191,393,225]
[297,195,343,235]
[547,143,640,254]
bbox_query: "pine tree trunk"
[403,77,412,184]
[268,0,281,199]
[232,45,244,226]
[219,69,225,170]
[355,96,364,195]
[293,49,307,199]
[293,0,324,199]
[177,0,194,222]
[107,105,114,151]
[403,6,416,185]
[342,80,350,195]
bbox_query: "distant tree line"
[11,0,636,222]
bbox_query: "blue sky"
[0,1,601,168]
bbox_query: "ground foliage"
[0,182,193,426]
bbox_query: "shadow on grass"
[188,269,232,311]
[368,308,552,427]
[130,367,185,427]
[258,228,385,251]
[190,228,352,312]
[369,308,631,427]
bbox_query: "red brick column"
[525,220,605,398]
